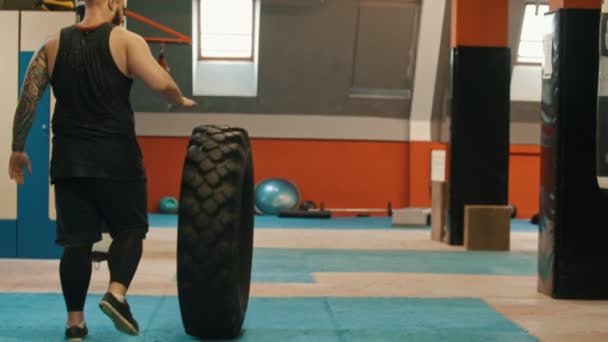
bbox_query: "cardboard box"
[464,205,510,251]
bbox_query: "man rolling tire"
[8,0,197,339]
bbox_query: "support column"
[539,0,608,299]
[446,0,511,245]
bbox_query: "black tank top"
[50,23,145,183]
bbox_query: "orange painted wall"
[137,138,541,219]
[137,137,410,214]
[451,0,509,47]
[509,145,541,219]
[250,139,409,212]
[549,0,600,10]
[408,142,448,208]
[406,143,540,218]
[137,137,189,212]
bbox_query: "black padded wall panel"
[539,9,608,299]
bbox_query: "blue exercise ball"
[255,178,301,215]
[159,196,179,214]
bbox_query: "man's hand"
[181,97,198,108]
[9,152,32,185]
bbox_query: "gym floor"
[1,216,607,341]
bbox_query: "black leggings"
[108,230,144,288]
[60,231,143,312]
[60,244,92,312]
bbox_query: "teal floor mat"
[254,216,397,229]
[510,219,538,232]
[252,249,536,283]
[150,214,539,232]
[0,294,537,341]
[149,214,397,230]
[149,214,178,228]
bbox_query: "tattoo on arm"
[12,45,50,152]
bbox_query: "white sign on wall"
[542,11,554,81]
[431,150,446,182]
[542,32,553,79]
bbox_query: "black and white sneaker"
[99,293,139,336]
[65,323,88,341]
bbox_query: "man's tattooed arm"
[12,44,50,152]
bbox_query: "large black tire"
[177,125,254,339]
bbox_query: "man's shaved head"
[85,0,120,5]
[83,0,125,26]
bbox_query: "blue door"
[0,221,16,258]
[17,52,61,259]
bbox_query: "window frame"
[198,0,256,62]
[516,3,549,65]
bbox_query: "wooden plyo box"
[464,205,510,251]
[431,181,448,242]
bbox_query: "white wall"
[409,0,447,141]
[511,65,542,102]
[141,0,540,143]
[0,12,19,220]
[192,0,261,97]
[21,12,74,51]
[135,113,410,141]
[20,11,74,220]
[193,62,258,96]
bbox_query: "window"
[350,1,419,100]
[517,4,550,64]
[199,0,255,60]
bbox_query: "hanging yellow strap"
[43,0,75,9]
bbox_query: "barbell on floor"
[280,201,393,218]
[313,201,393,216]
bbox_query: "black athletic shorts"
[54,178,149,246]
